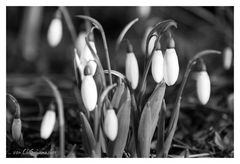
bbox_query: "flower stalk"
[76,15,113,86]
[43,77,65,157]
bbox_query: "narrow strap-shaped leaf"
[156,99,166,157]
[142,82,166,140]
[111,83,125,109]
[138,105,152,157]
[162,98,181,157]
[80,112,96,156]
[110,99,131,157]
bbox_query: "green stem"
[43,77,65,157]
[115,18,139,52]
[59,7,79,57]
[85,37,106,88]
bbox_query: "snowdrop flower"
[163,37,179,86]
[223,47,233,70]
[148,35,158,56]
[40,109,56,139]
[47,15,63,47]
[125,43,139,90]
[104,109,118,141]
[12,118,22,142]
[137,6,151,18]
[196,71,211,105]
[81,66,98,111]
[73,42,97,84]
[151,42,164,83]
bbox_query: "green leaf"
[156,99,166,157]
[111,83,125,109]
[80,112,96,156]
[138,105,152,157]
[143,82,166,140]
[110,99,131,157]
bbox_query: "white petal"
[148,35,157,56]
[196,71,211,105]
[137,6,151,18]
[47,18,62,47]
[223,47,232,70]
[104,109,118,141]
[81,76,98,111]
[40,110,56,139]
[125,52,139,89]
[151,50,164,83]
[163,48,179,86]
[12,118,22,141]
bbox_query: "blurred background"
[6,7,234,157]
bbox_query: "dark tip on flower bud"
[167,37,175,48]
[126,41,133,53]
[195,58,207,72]
[155,41,161,50]
[54,9,61,19]
[84,65,92,76]
[88,32,94,42]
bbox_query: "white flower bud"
[47,18,62,47]
[196,71,211,105]
[81,75,98,111]
[137,6,151,18]
[40,110,56,139]
[12,118,22,141]
[151,50,164,83]
[163,48,179,86]
[148,35,157,56]
[125,52,139,89]
[223,47,233,70]
[104,109,118,141]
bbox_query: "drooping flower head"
[223,46,233,70]
[151,41,164,83]
[195,59,211,105]
[104,109,118,141]
[73,33,97,86]
[40,103,56,139]
[47,10,63,47]
[125,42,139,90]
[163,35,179,86]
[137,6,151,19]
[81,65,98,111]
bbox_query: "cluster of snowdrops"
[9,7,233,158]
